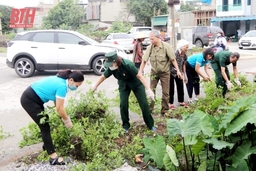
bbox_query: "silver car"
[238,30,256,49]
[101,33,135,53]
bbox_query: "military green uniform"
[211,51,237,97]
[143,41,175,114]
[104,58,154,130]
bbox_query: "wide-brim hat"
[104,51,118,68]
[135,32,149,39]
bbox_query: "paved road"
[0,51,255,167]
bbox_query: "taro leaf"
[166,145,179,167]
[219,96,256,130]
[226,141,256,168]
[197,161,207,171]
[226,160,249,171]
[184,135,197,145]
[142,135,166,168]
[191,139,206,156]
[225,104,256,136]
[167,113,201,138]
[208,114,219,132]
[163,153,174,171]
[203,138,234,150]
[226,158,249,171]
[194,110,214,137]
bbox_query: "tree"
[0,6,12,33]
[42,0,84,29]
[180,2,195,12]
[126,0,168,26]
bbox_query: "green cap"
[104,51,118,68]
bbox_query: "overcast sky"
[0,0,89,8]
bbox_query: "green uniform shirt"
[103,58,141,91]
[212,51,237,67]
[142,41,175,73]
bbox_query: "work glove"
[226,81,234,90]
[146,89,155,101]
[234,78,241,88]
[90,83,97,92]
[62,117,73,128]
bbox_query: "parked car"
[238,30,256,49]
[101,33,135,53]
[6,30,127,78]
[193,26,224,48]
[127,27,152,47]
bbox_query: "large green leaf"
[197,161,207,171]
[226,141,256,168]
[167,114,201,138]
[203,138,234,150]
[226,158,249,171]
[225,104,256,136]
[192,139,206,155]
[166,145,179,167]
[163,153,174,171]
[143,135,166,168]
[184,135,198,145]
[219,96,256,130]
[194,110,214,137]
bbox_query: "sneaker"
[151,126,157,131]
[194,97,199,101]
[188,99,193,104]
[123,128,129,133]
[169,104,175,110]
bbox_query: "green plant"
[0,125,11,140]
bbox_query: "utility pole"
[168,0,180,50]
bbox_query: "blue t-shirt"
[31,76,67,103]
[187,53,209,68]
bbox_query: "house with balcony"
[211,0,256,38]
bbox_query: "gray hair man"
[139,30,182,115]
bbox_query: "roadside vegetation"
[16,74,256,171]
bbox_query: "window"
[195,27,202,32]
[247,0,251,5]
[58,33,84,44]
[201,27,207,32]
[31,32,54,43]
[233,0,241,5]
[13,33,33,41]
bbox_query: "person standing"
[169,39,189,109]
[20,69,84,165]
[91,51,156,132]
[139,30,182,115]
[237,28,242,41]
[185,48,214,103]
[210,51,241,97]
[133,32,148,69]
[214,32,227,53]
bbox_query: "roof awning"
[211,16,256,23]
[152,16,168,26]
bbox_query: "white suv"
[6,30,127,78]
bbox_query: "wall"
[251,0,256,15]
[179,12,194,27]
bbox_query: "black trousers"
[169,75,184,104]
[185,62,200,98]
[20,86,55,155]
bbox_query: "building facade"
[211,0,256,37]
[86,0,135,27]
